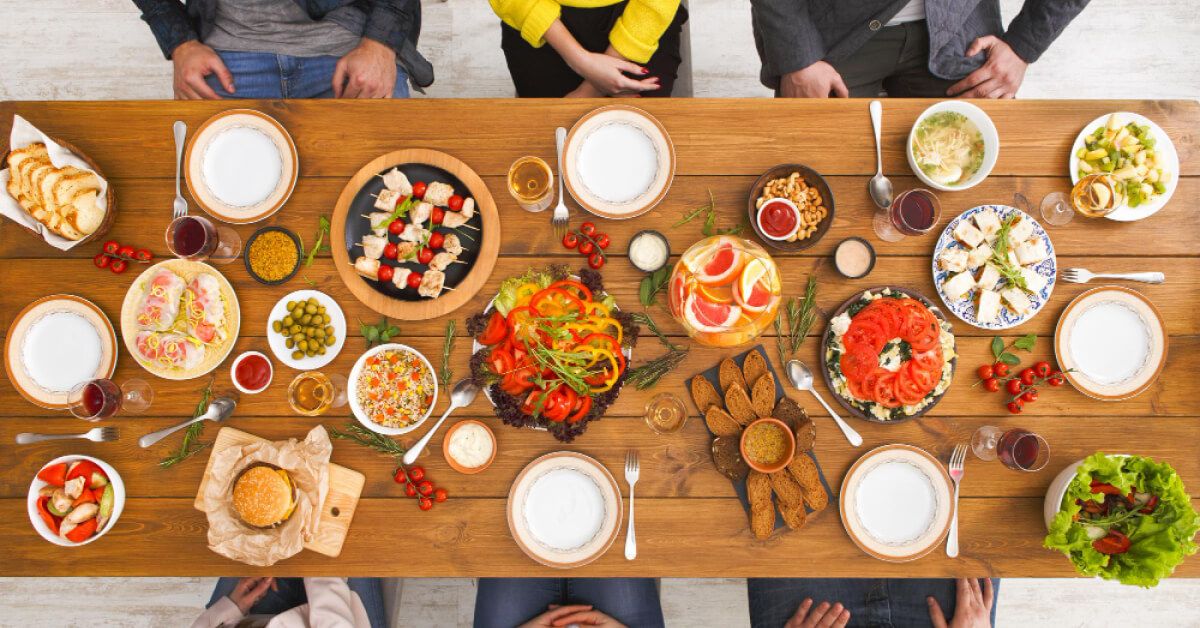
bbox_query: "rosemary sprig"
[626,312,689,390]
[303,215,331,269]
[159,377,215,468]
[330,423,406,462]
[774,276,819,366]
[440,320,456,387]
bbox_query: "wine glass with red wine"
[166,215,242,264]
[67,378,154,421]
[873,188,940,242]
[970,426,1049,472]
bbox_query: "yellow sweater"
[489,0,680,64]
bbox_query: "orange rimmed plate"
[4,295,117,409]
[563,105,674,220]
[1054,286,1167,401]
[184,108,298,224]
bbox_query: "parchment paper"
[0,114,110,250]
[199,425,332,567]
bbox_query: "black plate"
[244,226,302,285]
[819,286,957,424]
[343,163,483,301]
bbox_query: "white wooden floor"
[1,0,1199,626]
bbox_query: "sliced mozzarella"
[937,248,969,273]
[941,271,975,302]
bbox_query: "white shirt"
[885,0,927,26]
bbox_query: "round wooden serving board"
[331,149,500,321]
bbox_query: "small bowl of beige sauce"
[834,237,876,279]
[443,420,497,474]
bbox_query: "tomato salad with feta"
[468,267,638,442]
[824,288,956,422]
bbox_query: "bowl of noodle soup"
[907,101,999,191]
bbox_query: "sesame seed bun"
[231,463,297,528]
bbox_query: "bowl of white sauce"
[443,420,496,474]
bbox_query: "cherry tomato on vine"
[982,378,1000,393]
[404,483,418,497]
[1019,368,1036,386]
[417,480,434,497]
[562,232,579,249]
[434,488,448,503]
[594,233,611,249]
[1007,401,1023,414]
[93,253,111,269]
[102,240,120,255]
[408,466,425,482]
[976,365,994,380]
[388,220,405,236]
[1033,361,1052,378]
[109,258,129,274]
[429,232,445,249]
[588,252,605,269]
[578,241,595,255]
[134,248,153,262]
[413,181,427,199]
[1048,371,1065,387]
[407,272,424,289]
[1021,388,1039,403]
[580,222,597,236]
[418,497,433,511]
[992,362,1010,377]
[116,245,135,259]
[393,468,408,484]
[1006,379,1023,395]
[447,194,464,211]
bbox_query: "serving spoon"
[868,100,894,210]
[786,360,863,448]
[402,379,480,465]
[139,396,236,448]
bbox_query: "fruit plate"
[1068,112,1179,222]
[692,345,836,533]
[820,287,956,424]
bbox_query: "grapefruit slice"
[669,272,687,318]
[684,293,742,334]
[734,258,775,312]
[693,240,743,286]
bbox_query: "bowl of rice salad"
[348,343,438,435]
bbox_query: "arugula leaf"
[303,215,331,269]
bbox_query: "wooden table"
[0,99,1197,577]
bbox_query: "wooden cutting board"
[193,427,365,558]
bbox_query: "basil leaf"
[991,336,1004,360]
[1014,334,1037,351]
[1000,352,1020,365]
[639,277,654,306]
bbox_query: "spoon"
[139,396,236,448]
[786,360,862,448]
[402,379,480,465]
[868,100,894,210]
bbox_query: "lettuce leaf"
[1044,453,1200,587]
[492,270,553,316]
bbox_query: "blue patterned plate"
[931,204,1056,330]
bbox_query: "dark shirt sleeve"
[362,0,420,54]
[1001,0,1091,64]
[131,0,197,59]
[750,0,827,78]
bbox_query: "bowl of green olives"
[265,290,346,369]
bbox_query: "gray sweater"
[750,0,1090,89]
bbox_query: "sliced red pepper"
[477,311,508,345]
[36,496,59,534]
[66,460,102,484]
[36,463,68,487]
[1090,481,1122,495]
[547,279,593,302]
[489,345,515,376]
[506,306,541,345]
[65,518,98,543]
[567,395,593,423]
[71,489,97,508]
[1092,529,1131,555]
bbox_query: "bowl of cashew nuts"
[747,164,835,251]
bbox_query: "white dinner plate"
[185,109,298,224]
[840,444,953,562]
[265,290,346,370]
[4,295,117,409]
[931,205,1056,330]
[1068,112,1179,222]
[563,105,674,220]
[507,451,622,569]
[1054,286,1167,401]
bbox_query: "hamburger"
[231,463,298,528]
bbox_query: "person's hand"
[333,38,398,98]
[228,577,275,614]
[779,61,848,98]
[519,604,626,628]
[928,578,994,628]
[171,40,233,99]
[785,598,850,628]
[565,51,658,96]
[947,35,1027,99]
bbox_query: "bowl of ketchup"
[231,351,273,394]
[746,163,836,251]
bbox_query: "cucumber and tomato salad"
[475,277,626,424]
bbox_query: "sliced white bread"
[1000,287,1033,316]
[975,263,1002,292]
[953,221,986,249]
[966,242,993,269]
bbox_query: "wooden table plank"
[3,334,1197,419]
[2,496,1198,577]
[0,257,1195,340]
[3,175,1198,260]
[3,415,1197,502]
[2,100,1197,179]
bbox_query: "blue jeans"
[747,578,1000,628]
[475,578,665,628]
[207,577,388,627]
[205,50,410,99]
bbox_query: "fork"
[946,443,967,558]
[1061,268,1164,284]
[15,426,119,445]
[551,126,570,237]
[624,451,640,560]
[172,120,189,220]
